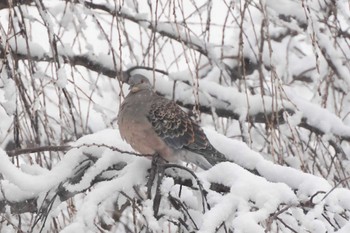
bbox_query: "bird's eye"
[141,80,144,83]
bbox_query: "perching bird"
[117,74,226,169]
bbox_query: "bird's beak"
[130,86,140,93]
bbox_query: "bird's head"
[128,74,152,93]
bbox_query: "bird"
[117,74,226,169]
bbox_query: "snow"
[67,157,150,231]
[285,87,350,137]
[8,36,47,58]
[151,74,350,141]
[0,148,81,194]
[0,126,350,232]
[57,67,68,88]
[0,0,350,232]
[2,127,348,232]
[0,76,16,115]
[338,222,350,233]
[266,0,307,23]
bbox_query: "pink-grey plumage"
[117,74,226,169]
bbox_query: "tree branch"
[0,0,34,10]
[1,1,349,145]
[0,160,226,214]
[6,145,71,157]
[3,39,349,142]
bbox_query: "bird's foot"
[146,153,163,199]
[146,153,166,218]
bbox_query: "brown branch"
[1,2,349,143]
[0,0,34,10]
[6,145,72,157]
[3,50,121,80]
[5,143,145,157]
[3,40,350,142]
[0,197,37,214]
[1,43,293,126]
[83,1,209,57]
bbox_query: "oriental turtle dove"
[117,74,226,169]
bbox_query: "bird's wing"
[147,97,201,148]
[147,95,226,164]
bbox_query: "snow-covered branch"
[4,38,350,142]
[1,129,350,232]
[83,1,210,57]
[1,0,350,232]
